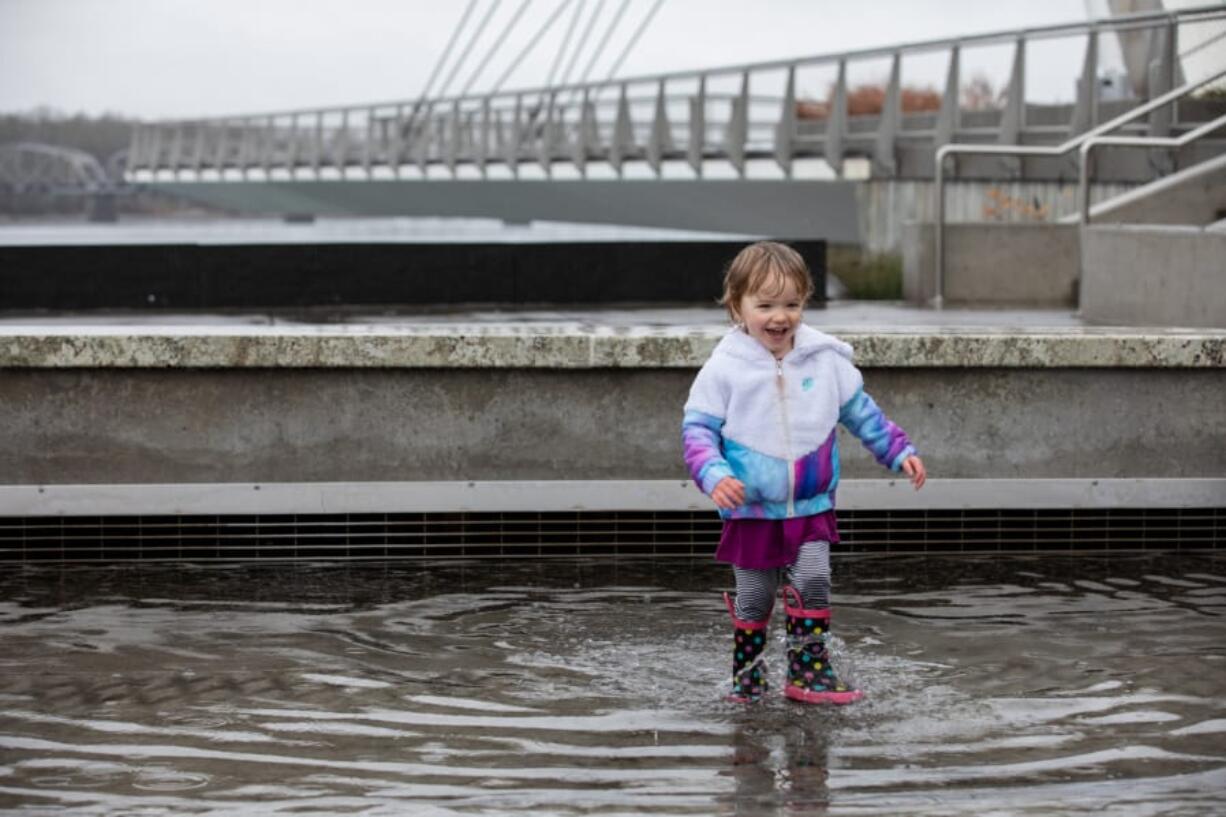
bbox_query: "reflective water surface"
[1,553,1224,816]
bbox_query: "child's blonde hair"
[719,241,815,320]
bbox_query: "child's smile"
[737,278,804,359]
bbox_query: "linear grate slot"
[0,508,1221,563]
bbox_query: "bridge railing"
[127,4,1226,182]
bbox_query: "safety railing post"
[192,121,206,177]
[824,59,847,177]
[169,124,184,180]
[611,83,633,178]
[1078,139,1094,225]
[364,107,375,179]
[146,125,163,179]
[447,100,461,177]
[648,79,672,176]
[538,91,556,177]
[1069,29,1099,136]
[933,45,959,150]
[506,95,521,178]
[214,119,229,177]
[725,71,749,178]
[286,114,299,179]
[390,104,404,178]
[336,109,350,179]
[237,118,252,179]
[261,115,275,178]
[312,112,323,180]
[775,66,796,178]
[872,53,901,177]
[573,89,599,178]
[413,104,432,176]
[688,74,706,177]
[998,37,1026,176]
[1147,20,1178,138]
[478,97,491,178]
[934,146,948,310]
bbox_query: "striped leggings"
[732,540,832,622]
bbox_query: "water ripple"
[0,553,1223,816]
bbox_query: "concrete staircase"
[1077,151,1226,327]
[903,145,1226,325]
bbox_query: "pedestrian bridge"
[124,6,1226,242]
[127,6,1224,183]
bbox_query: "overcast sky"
[2,0,1123,120]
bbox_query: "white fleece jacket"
[681,324,916,520]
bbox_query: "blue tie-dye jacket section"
[838,387,916,472]
[682,391,914,521]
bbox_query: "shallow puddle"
[0,553,1224,815]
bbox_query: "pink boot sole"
[784,686,864,705]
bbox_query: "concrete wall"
[2,366,1224,488]
[858,180,1133,255]
[902,222,1080,306]
[1081,225,1226,327]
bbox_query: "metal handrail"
[129,4,1226,193]
[932,65,1226,308]
[1078,112,1226,223]
[157,4,1226,124]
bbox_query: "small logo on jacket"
[801,377,815,391]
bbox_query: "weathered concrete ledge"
[3,312,1223,504]
[2,325,1224,369]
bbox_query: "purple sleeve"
[681,409,735,494]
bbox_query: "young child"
[682,241,926,705]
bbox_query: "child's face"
[735,276,804,359]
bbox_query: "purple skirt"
[715,512,840,570]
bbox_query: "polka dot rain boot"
[723,592,770,703]
[782,585,864,705]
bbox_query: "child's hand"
[711,477,746,510]
[901,456,927,490]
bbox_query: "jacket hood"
[714,324,854,365]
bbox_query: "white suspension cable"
[489,0,576,93]
[565,0,631,106]
[603,0,665,81]
[560,0,607,88]
[417,0,481,102]
[461,0,535,97]
[546,0,586,89]
[577,0,632,85]
[437,0,504,99]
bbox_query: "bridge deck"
[125,7,1226,186]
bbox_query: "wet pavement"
[1,553,1224,816]
[0,215,759,247]
[0,302,1093,332]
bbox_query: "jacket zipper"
[776,357,795,517]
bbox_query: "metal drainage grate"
[836,508,1225,552]
[0,508,1222,563]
